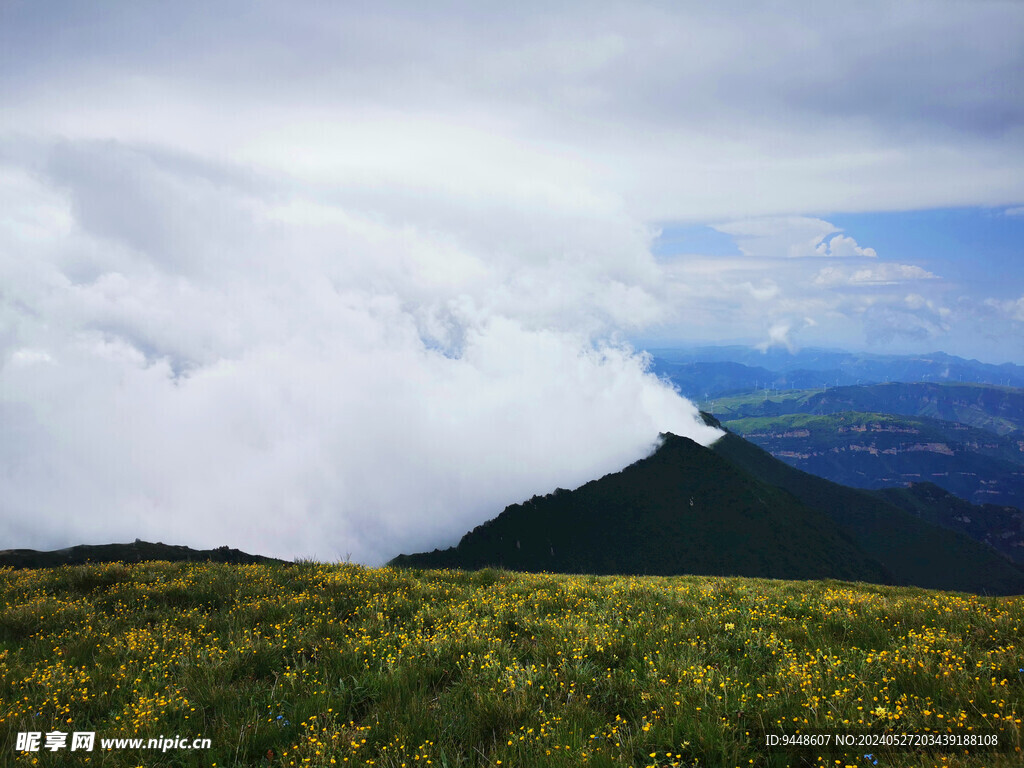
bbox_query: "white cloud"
[985,296,1024,322]
[818,234,878,259]
[739,280,780,301]
[713,217,839,258]
[861,303,952,344]
[755,321,797,353]
[0,142,720,564]
[813,263,938,286]
[4,3,1024,221]
[713,217,878,259]
[648,221,947,354]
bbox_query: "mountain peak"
[391,431,891,583]
[391,427,1024,594]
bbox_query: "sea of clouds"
[0,139,720,563]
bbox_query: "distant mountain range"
[709,382,1024,436]
[392,424,1024,595]
[694,381,1024,563]
[0,541,284,569]
[648,347,1024,399]
[723,411,1024,509]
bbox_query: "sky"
[1,1,1023,563]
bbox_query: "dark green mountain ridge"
[710,429,1024,595]
[392,428,1024,594]
[391,432,891,583]
[0,540,284,569]
[873,482,1024,564]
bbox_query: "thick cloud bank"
[3,1,1023,559]
[0,141,719,563]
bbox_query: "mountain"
[723,411,1024,509]
[648,360,781,399]
[710,382,1024,436]
[709,428,1024,595]
[0,540,284,569]
[392,429,1024,594]
[650,359,872,400]
[391,432,890,583]
[647,346,1024,393]
[873,483,1024,564]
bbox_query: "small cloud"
[1004,206,1024,217]
[985,295,1024,322]
[739,280,779,301]
[714,216,877,259]
[904,293,950,317]
[816,234,877,259]
[814,263,937,286]
[863,304,951,344]
[714,216,837,259]
[757,317,819,354]
[755,320,802,353]
[904,293,928,310]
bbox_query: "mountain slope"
[391,433,891,583]
[710,430,1024,595]
[874,483,1024,564]
[711,382,1024,436]
[723,411,1024,508]
[649,360,779,398]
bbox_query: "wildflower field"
[0,562,1022,767]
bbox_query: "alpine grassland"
[1,562,1022,767]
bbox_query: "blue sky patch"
[826,207,1024,298]
[651,224,743,258]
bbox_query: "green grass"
[1,562,1022,767]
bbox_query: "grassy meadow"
[0,562,1022,768]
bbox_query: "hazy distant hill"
[393,429,1024,595]
[648,347,1024,396]
[710,382,1024,437]
[723,411,1024,509]
[0,541,284,569]
[649,360,781,399]
[651,359,868,399]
